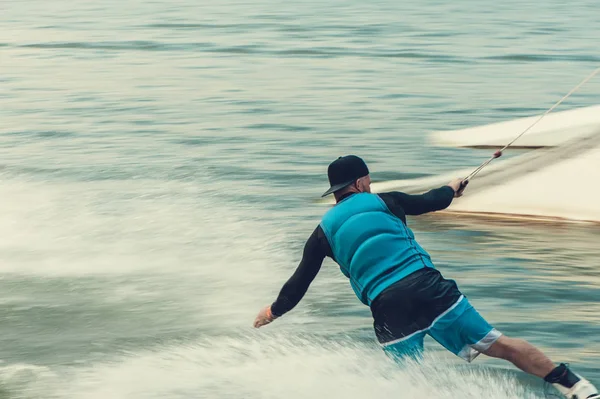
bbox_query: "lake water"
[1,0,599,397]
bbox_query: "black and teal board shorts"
[370,267,502,362]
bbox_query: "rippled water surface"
[1,0,599,397]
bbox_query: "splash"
[31,335,545,399]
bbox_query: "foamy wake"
[6,335,546,399]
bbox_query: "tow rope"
[461,67,600,187]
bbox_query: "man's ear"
[355,178,363,192]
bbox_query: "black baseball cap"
[321,155,370,197]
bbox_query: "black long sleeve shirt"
[270,185,455,317]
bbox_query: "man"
[253,155,599,399]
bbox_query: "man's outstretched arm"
[253,226,328,328]
[384,178,466,216]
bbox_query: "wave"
[20,40,597,65]
[14,41,468,62]
[481,54,600,63]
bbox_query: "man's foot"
[545,363,599,399]
[552,376,600,399]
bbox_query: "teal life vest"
[319,192,434,306]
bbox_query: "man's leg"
[427,296,599,399]
[484,336,599,399]
[483,335,554,377]
[381,331,426,364]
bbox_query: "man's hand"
[447,178,469,198]
[253,305,277,328]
